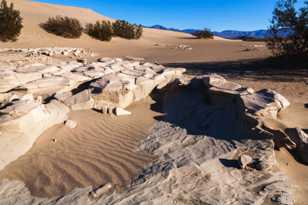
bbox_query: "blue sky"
[36,0,306,31]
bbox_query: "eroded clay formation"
[0,48,306,205]
[0,54,185,170]
[0,47,94,58]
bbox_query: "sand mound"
[11,0,110,24]
[0,98,160,197]
[0,0,259,65]
[0,0,192,49]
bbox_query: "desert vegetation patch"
[0,0,23,42]
[41,16,83,38]
[193,28,214,39]
[85,21,113,41]
[112,20,143,39]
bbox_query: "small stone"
[176,44,192,50]
[36,96,43,104]
[115,58,123,62]
[114,108,132,116]
[102,106,108,114]
[77,59,87,64]
[271,193,293,205]
[89,183,113,199]
[239,154,253,169]
[97,57,112,62]
[73,49,81,56]
[65,120,78,129]
[125,56,145,61]
[247,87,255,94]
[61,51,69,56]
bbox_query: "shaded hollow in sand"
[0,98,161,198]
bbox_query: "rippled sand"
[0,99,160,197]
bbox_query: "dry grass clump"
[40,16,144,41]
[193,29,214,39]
[85,21,113,41]
[112,20,143,39]
[0,0,23,42]
[41,16,83,38]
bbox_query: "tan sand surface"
[276,98,308,205]
[0,0,271,63]
[278,103,308,129]
[0,98,160,197]
[276,148,308,205]
[232,78,308,105]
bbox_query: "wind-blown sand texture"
[0,98,160,197]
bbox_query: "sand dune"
[0,0,271,63]
[2,0,193,49]
[0,98,160,197]
[11,0,110,23]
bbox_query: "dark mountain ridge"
[148,25,292,40]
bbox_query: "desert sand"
[0,0,307,205]
[0,98,159,197]
[276,148,308,205]
[1,0,271,63]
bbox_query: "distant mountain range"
[148,25,292,40]
[149,25,201,34]
[213,28,292,39]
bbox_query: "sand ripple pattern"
[0,101,158,197]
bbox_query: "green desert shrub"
[193,29,214,39]
[41,16,83,38]
[112,20,143,39]
[0,0,23,42]
[267,0,308,57]
[85,21,113,41]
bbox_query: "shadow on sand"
[176,36,199,40]
[164,57,308,83]
[149,81,265,142]
[150,57,308,165]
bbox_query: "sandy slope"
[1,0,192,50]
[0,0,271,63]
[0,98,160,197]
